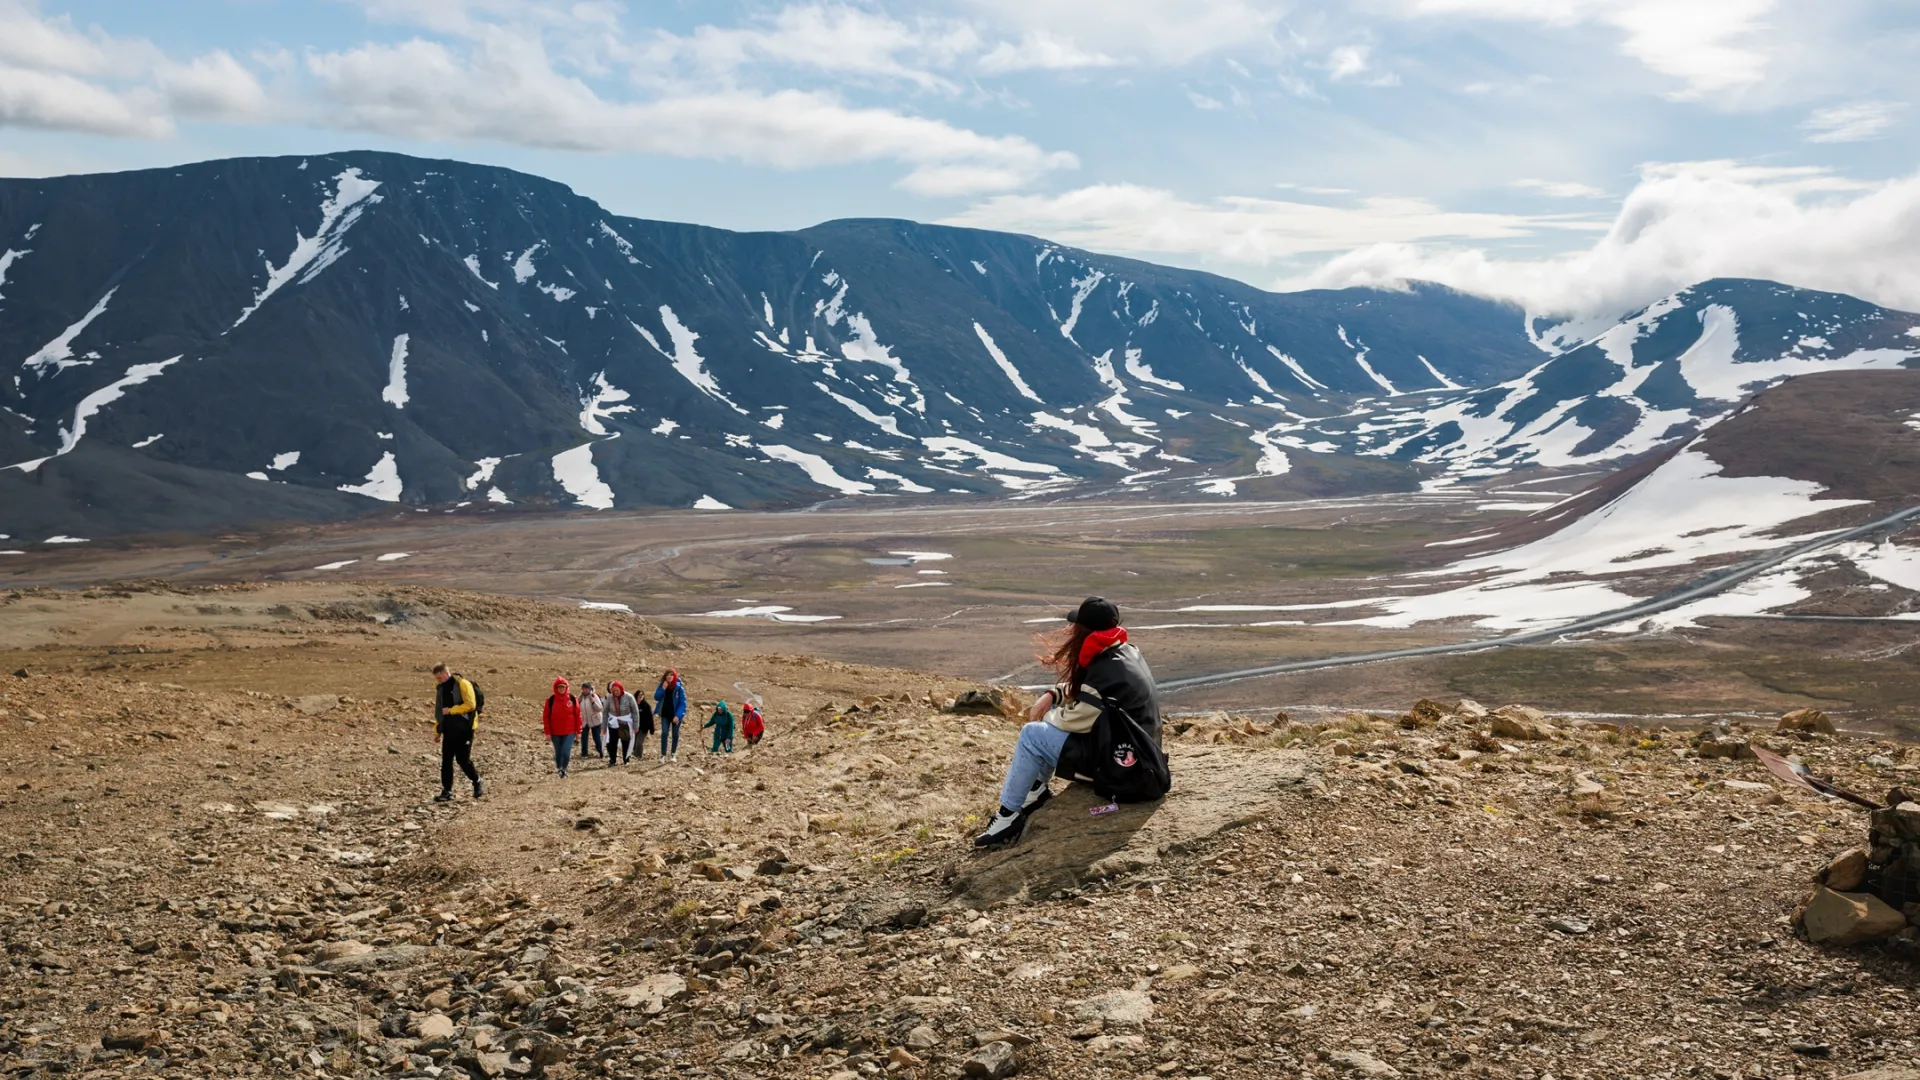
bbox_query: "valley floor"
[2,584,1917,1080]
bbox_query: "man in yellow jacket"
[432,663,484,802]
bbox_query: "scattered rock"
[1488,705,1555,741]
[1073,988,1154,1027]
[964,1040,1019,1078]
[414,1012,456,1041]
[1329,1049,1401,1077]
[1777,708,1835,735]
[1819,848,1870,892]
[1802,886,1906,945]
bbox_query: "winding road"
[1158,502,1920,695]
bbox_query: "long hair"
[1036,621,1095,700]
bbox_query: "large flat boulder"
[949,744,1318,907]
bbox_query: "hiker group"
[540,669,767,778]
[427,663,768,798]
[429,594,1165,845]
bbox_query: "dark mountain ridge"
[2,151,1914,542]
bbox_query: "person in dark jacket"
[432,663,484,802]
[703,700,735,754]
[975,597,1162,847]
[655,669,688,762]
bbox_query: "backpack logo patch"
[1113,743,1137,769]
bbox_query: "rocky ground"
[3,583,1919,1080]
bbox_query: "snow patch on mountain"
[21,287,117,376]
[381,334,410,407]
[974,322,1043,403]
[338,450,402,503]
[761,444,876,495]
[553,442,614,509]
[8,354,181,473]
[1347,449,1867,630]
[1265,346,1326,391]
[233,169,381,328]
[1059,269,1106,344]
[579,371,634,435]
[645,306,747,414]
[1123,348,1185,391]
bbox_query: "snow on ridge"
[381,334,410,408]
[1340,326,1399,395]
[338,451,402,503]
[1237,360,1278,397]
[973,322,1043,403]
[466,456,501,490]
[132,434,163,448]
[643,306,748,414]
[1123,348,1185,391]
[1417,355,1463,391]
[21,287,117,375]
[762,444,876,495]
[233,169,381,329]
[579,371,635,435]
[271,451,300,471]
[839,313,926,414]
[598,222,640,264]
[7,355,181,473]
[693,495,731,510]
[815,381,904,438]
[868,468,934,493]
[1265,346,1326,391]
[553,442,615,509]
[464,255,499,289]
[1347,448,1867,631]
[1030,411,1132,468]
[1059,269,1106,344]
[0,246,29,303]
[512,243,542,284]
[652,418,680,436]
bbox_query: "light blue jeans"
[998,721,1069,813]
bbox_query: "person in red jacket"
[543,677,583,778]
[741,702,766,748]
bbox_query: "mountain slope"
[0,151,1546,538]
[1300,279,1920,483]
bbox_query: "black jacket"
[1056,643,1161,780]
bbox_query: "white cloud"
[0,2,268,136]
[305,33,1075,194]
[944,182,1599,263]
[1327,44,1370,80]
[1297,160,1920,319]
[1405,0,1777,98]
[1801,100,1903,143]
[647,5,980,92]
[1513,177,1607,198]
[959,0,1284,66]
[976,31,1118,73]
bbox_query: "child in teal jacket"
[703,700,736,754]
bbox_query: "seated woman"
[975,597,1162,848]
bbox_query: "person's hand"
[432,731,441,744]
[1027,689,1055,724]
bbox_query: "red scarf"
[1078,626,1128,668]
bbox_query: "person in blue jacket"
[654,668,688,762]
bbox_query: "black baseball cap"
[1065,596,1120,631]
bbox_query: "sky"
[1,0,1917,320]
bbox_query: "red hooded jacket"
[741,703,765,740]
[543,678,582,737]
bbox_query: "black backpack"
[1080,690,1171,803]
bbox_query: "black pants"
[440,722,479,792]
[606,724,631,762]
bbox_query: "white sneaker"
[1019,779,1052,813]
[973,806,1026,848]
